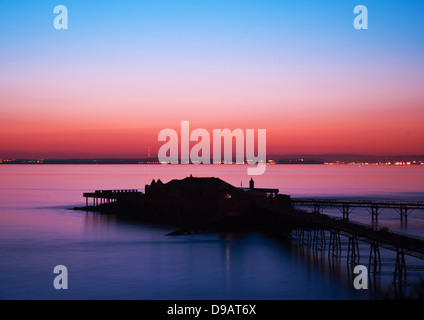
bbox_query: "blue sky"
[1,1,424,157]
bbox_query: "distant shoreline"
[0,162,423,166]
[0,161,321,165]
[0,159,322,165]
[1,155,424,166]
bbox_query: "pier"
[261,201,424,280]
[292,198,424,223]
[79,177,424,281]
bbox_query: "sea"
[1,164,424,300]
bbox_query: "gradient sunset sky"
[1,1,423,159]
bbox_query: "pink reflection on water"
[0,164,423,230]
[0,164,423,203]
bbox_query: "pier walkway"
[292,198,424,222]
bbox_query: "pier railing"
[292,198,424,208]
[83,189,142,207]
[94,189,139,194]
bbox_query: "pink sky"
[1,1,424,159]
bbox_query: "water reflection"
[84,211,117,229]
[1,165,424,299]
[288,229,424,299]
[222,233,233,290]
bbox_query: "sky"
[1,0,423,159]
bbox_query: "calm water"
[1,164,424,300]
